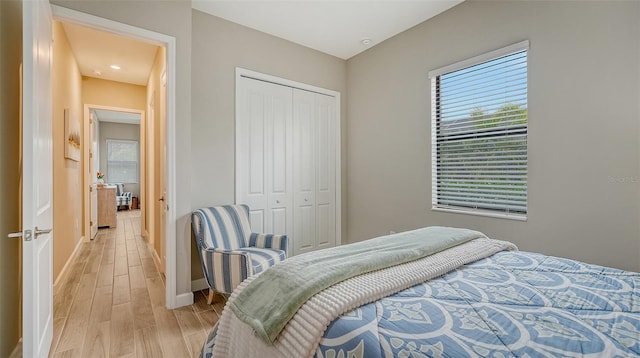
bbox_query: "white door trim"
[52,5,181,309]
[235,68,342,248]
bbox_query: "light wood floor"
[50,210,224,358]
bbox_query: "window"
[429,41,528,219]
[106,139,139,184]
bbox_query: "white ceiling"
[191,0,463,60]
[61,1,462,85]
[61,22,160,86]
[94,109,141,125]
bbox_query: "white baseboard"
[191,278,208,292]
[53,236,84,289]
[174,291,194,308]
[150,245,162,273]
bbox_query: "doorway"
[51,5,178,312]
[85,105,144,240]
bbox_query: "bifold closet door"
[236,77,293,235]
[293,89,337,256]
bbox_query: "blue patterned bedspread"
[315,251,640,358]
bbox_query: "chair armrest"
[200,248,251,294]
[249,233,289,256]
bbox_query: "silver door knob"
[34,227,52,238]
[276,200,280,204]
[304,198,308,202]
[7,229,33,241]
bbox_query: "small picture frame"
[64,108,80,162]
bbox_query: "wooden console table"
[97,186,117,228]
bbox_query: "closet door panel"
[315,94,336,249]
[293,90,317,255]
[238,78,268,232]
[238,77,292,234]
[267,87,293,235]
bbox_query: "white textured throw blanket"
[212,237,516,358]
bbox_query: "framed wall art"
[64,108,81,162]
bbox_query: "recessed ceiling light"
[110,65,121,70]
[361,38,372,46]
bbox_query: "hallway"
[50,210,221,357]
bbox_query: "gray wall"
[346,0,640,271]
[99,121,141,197]
[190,11,348,278]
[0,0,22,354]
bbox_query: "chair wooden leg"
[207,289,215,305]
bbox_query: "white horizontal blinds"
[432,46,528,215]
[107,139,139,183]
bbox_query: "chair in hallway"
[191,204,289,303]
[113,183,132,210]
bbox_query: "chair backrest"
[191,205,252,250]
[112,183,125,196]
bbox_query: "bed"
[201,227,640,358]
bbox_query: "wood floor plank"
[55,297,91,353]
[96,263,114,288]
[211,300,227,316]
[113,274,131,305]
[131,288,155,330]
[110,302,135,357]
[153,305,191,357]
[114,254,129,277]
[101,248,115,265]
[84,250,102,274]
[136,239,150,259]
[146,276,165,308]
[133,326,164,358]
[191,290,212,313]
[185,331,207,358]
[141,257,159,279]
[128,265,146,290]
[127,247,142,267]
[53,282,78,320]
[80,320,110,358]
[50,317,66,355]
[174,306,204,337]
[75,272,97,301]
[52,347,81,358]
[197,309,220,330]
[89,285,113,323]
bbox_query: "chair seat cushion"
[240,247,286,274]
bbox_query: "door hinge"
[90,186,93,192]
[90,220,94,226]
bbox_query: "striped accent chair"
[192,205,289,302]
[113,183,133,210]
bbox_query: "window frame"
[106,139,139,184]
[429,41,529,221]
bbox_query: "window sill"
[432,206,527,221]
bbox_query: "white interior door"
[237,77,293,235]
[22,0,54,356]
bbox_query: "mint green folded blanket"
[230,226,485,344]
